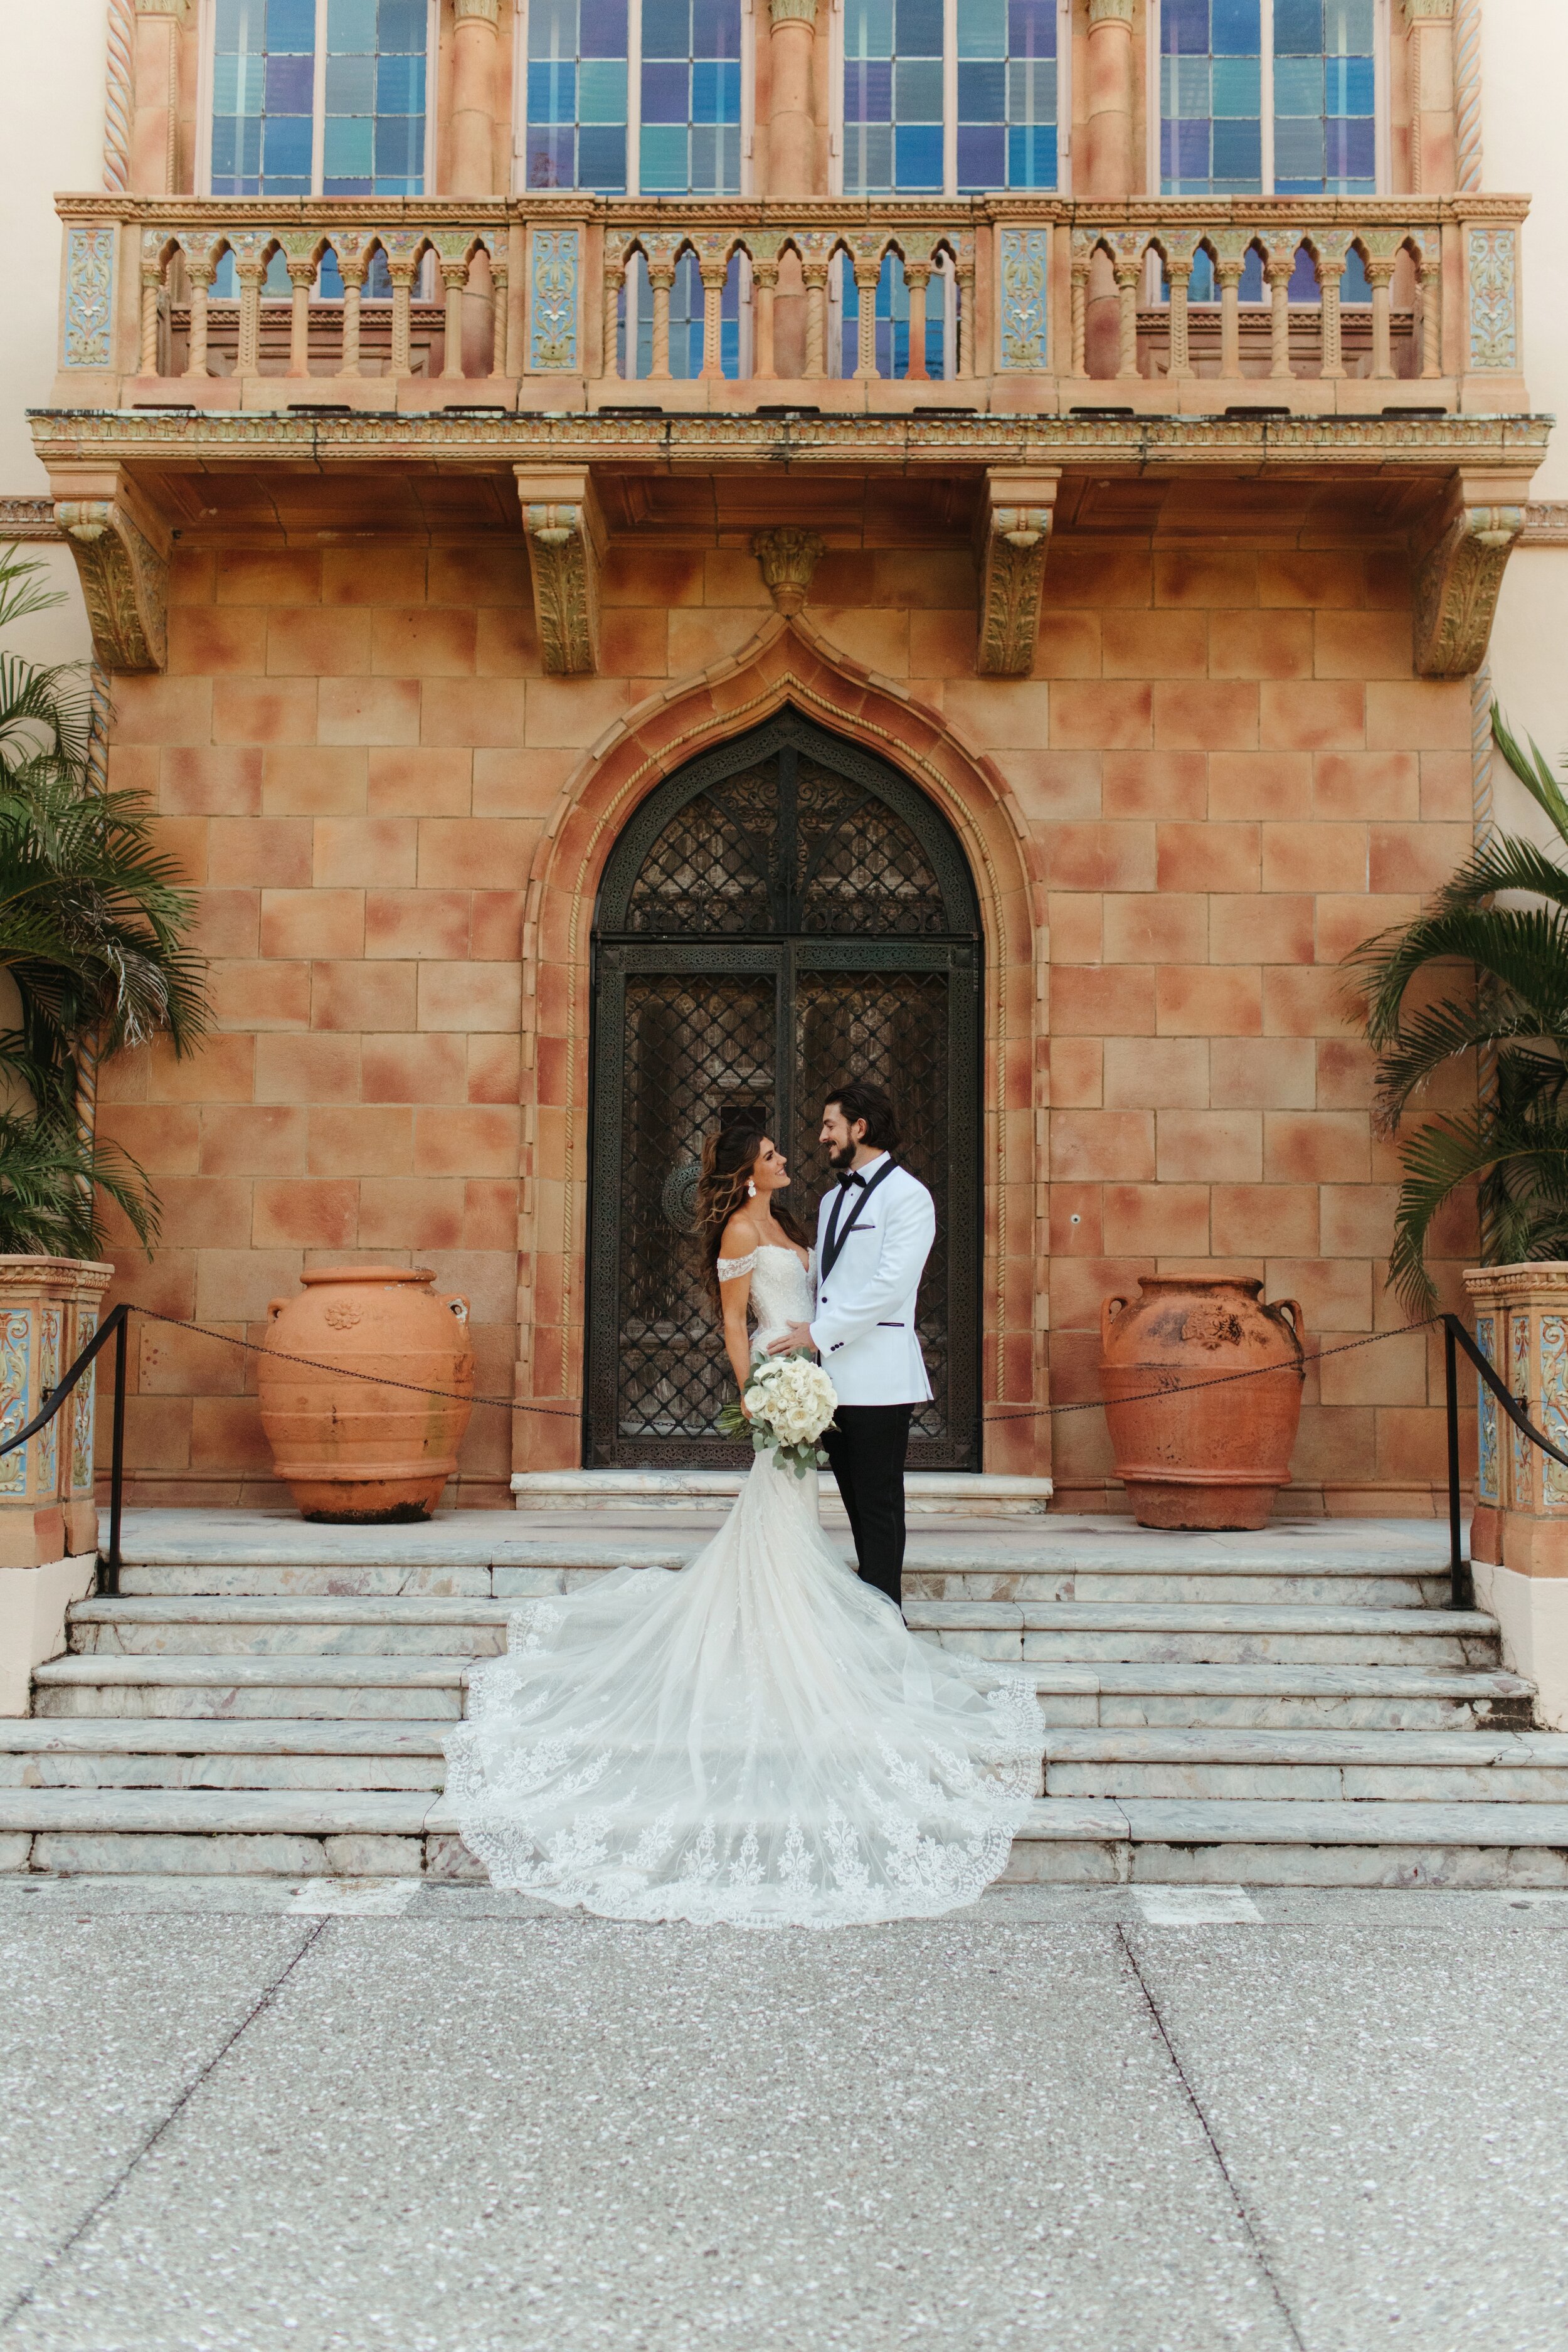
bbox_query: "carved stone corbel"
[51,474,170,672]
[752,527,825,615]
[514,466,605,675]
[974,469,1059,677]
[1412,474,1528,679]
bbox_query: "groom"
[769,1081,935,1614]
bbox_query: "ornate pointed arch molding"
[512,613,1048,1478]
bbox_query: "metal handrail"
[1441,1311,1568,1614]
[0,1302,129,1593]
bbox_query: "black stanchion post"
[107,1307,127,1599]
[1444,1316,1470,1611]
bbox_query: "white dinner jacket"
[808,1154,935,1407]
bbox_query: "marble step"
[31,1652,1533,1732]
[4,1790,1567,1890]
[1041,1726,1568,1802]
[68,1593,1497,1668]
[0,1719,449,1791]
[910,1600,1497,1668]
[31,1655,470,1720]
[511,1471,1056,1516]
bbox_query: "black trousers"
[822,1404,914,1612]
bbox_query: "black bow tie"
[836,1170,866,1189]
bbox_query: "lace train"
[443,1449,1044,1930]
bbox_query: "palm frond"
[1493,704,1568,847]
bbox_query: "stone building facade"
[5,0,1566,1517]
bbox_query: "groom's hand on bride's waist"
[767,1323,817,1356]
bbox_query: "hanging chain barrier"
[1,1305,1558,1611]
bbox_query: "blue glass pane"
[843,123,893,189]
[326,53,376,107]
[959,61,1006,117]
[267,0,315,46]
[1177,119,1209,176]
[580,0,627,54]
[1274,55,1323,112]
[1163,0,1211,54]
[845,0,893,53]
[577,60,627,119]
[1239,246,1264,300]
[265,53,313,110]
[958,0,1005,60]
[1212,0,1259,53]
[577,123,626,185]
[1211,56,1259,113]
[642,0,690,55]
[957,124,1005,187]
[526,125,574,186]
[894,123,943,186]
[895,59,942,115]
[1212,115,1261,176]
[1328,55,1372,109]
[319,250,346,297]
[1008,58,1056,119]
[1008,122,1056,184]
[896,0,942,53]
[215,0,262,45]
[691,60,740,121]
[1326,0,1372,42]
[530,0,576,56]
[1274,114,1323,176]
[1342,246,1371,302]
[375,114,420,172]
[378,0,426,46]
[642,61,689,119]
[1274,0,1323,51]
[324,115,373,172]
[376,53,425,108]
[327,0,376,46]
[845,60,893,119]
[692,0,741,55]
[1327,115,1374,180]
[640,124,688,186]
[263,112,312,173]
[529,61,577,120]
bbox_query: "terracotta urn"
[1099,1278,1306,1531]
[258,1267,474,1523]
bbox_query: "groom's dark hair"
[825,1082,901,1154]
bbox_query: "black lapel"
[822,1157,898,1280]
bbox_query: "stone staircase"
[2,1508,1566,1887]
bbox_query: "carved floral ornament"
[51,491,169,674]
[515,467,605,675]
[752,529,825,615]
[975,470,1058,678]
[1413,494,1525,679]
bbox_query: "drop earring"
[746,1182,757,1199]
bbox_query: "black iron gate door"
[585,711,982,1470]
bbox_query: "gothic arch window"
[586,709,982,1470]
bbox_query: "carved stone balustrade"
[53,190,1530,418]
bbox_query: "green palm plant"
[0,551,207,1256]
[1349,706,1568,1312]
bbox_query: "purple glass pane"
[1163,0,1210,55]
[580,0,628,53]
[265,53,314,112]
[1177,118,1209,177]
[525,126,575,187]
[1006,0,1055,58]
[956,124,1005,188]
[692,0,740,56]
[640,60,689,120]
[1326,117,1375,181]
[844,59,893,120]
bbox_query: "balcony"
[53,189,1530,417]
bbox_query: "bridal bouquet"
[719,1352,838,1479]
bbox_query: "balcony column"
[1264,248,1295,379]
[956,257,976,376]
[647,265,674,381]
[1404,0,1457,194]
[700,263,728,379]
[235,259,265,378]
[1215,255,1244,379]
[1083,0,1135,194]
[130,0,189,194]
[183,257,214,379]
[1418,248,1443,379]
[139,254,164,377]
[1315,237,1350,381]
[752,260,778,379]
[903,263,931,381]
[286,258,317,379]
[388,257,419,379]
[450,0,501,193]
[802,264,828,379]
[1367,256,1397,379]
[853,265,881,379]
[1112,257,1140,380]
[766,0,820,199]
[603,252,624,382]
[440,257,471,378]
[1163,245,1195,383]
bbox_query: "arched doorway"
[585,708,982,1470]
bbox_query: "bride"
[443,1120,1044,1929]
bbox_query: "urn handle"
[1272,1297,1306,1355]
[445,1295,470,1325]
[1101,1295,1128,1349]
[266,1298,290,1321]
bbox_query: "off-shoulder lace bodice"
[718,1243,815,1358]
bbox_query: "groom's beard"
[827,1140,859,1174]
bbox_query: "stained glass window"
[524,0,738,194]
[209,0,430,197]
[526,0,628,189]
[641,0,743,194]
[843,0,1057,195]
[1160,0,1375,197]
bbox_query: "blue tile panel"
[843,0,1057,192]
[210,0,427,196]
[1160,0,1374,197]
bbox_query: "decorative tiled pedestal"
[0,1258,113,1714]
[1465,1263,1568,1730]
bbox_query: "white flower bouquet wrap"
[719,1351,838,1478]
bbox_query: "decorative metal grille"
[588,711,981,1469]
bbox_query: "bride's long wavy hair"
[695,1120,811,1308]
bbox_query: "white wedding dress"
[443,1246,1044,1929]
